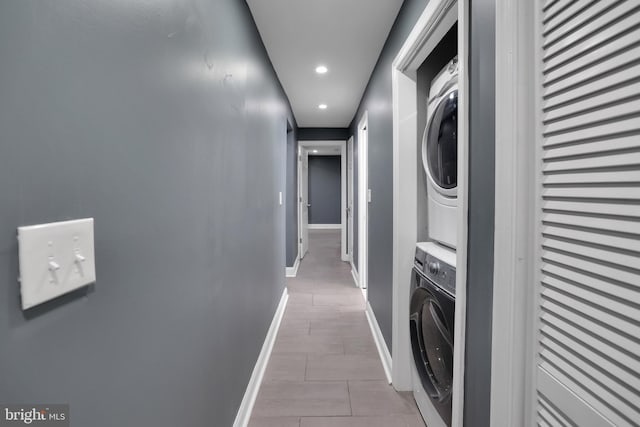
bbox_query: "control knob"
[428,261,440,275]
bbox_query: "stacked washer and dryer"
[410,56,458,427]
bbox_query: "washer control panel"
[414,243,456,296]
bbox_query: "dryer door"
[423,89,458,194]
[410,273,455,402]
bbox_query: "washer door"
[422,89,458,196]
[410,277,454,402]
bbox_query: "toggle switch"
[48,260,60,271]
[18,218,96,310]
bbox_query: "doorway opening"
[297,140,347,265]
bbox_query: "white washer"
[422,57,459,249]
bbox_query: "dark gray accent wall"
[308,156,342,224]
[464,0,495,426]
[349,0,430,352]
[299,128,350,140]
[286,125,299,267]
[0,1,295,426]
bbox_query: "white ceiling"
[247,0,404,128]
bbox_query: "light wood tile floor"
[249,230,426,427]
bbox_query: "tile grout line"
[347,379,353,417]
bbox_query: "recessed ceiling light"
[318,104,327,110]
[313,150,318,153]
[315,65,328,74]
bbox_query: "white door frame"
[357,113,369,300]
[490,1,538,425]
[391,2,467,427]
[347,136,355,264]
[297,146,309,259]
[297,140,347,260]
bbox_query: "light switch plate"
[18,218,96,310]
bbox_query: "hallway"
[249,230,425,427]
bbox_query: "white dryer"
[422,56,459,249]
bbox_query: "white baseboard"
[285,255,300,278]
[233,288,289,427]
[350,261,360,288]
[365,302,393,385]
[308,224,341,230]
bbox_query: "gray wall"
[349,0,430,352]
[286,125,299,267]
[299,128,350,140]
[308,156,342,224]
[0,1,295,426]
[463,0,495,425]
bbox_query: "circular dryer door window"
[426,90,458,191]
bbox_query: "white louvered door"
[535,1,640,426]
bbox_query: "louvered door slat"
[543,43,640,96]
[543,224,640,253]
[536,2,640,426]
[543,1,639,57]
[539,348,639,425]
[543,135,640,159]
[543,116,640,146]
[543,186,640,201]
[541,300,640,361]
[544,6,640,71]
[544,170,640,184]
[541,312,640,377]
[543,98,640,134]
[543,238,639,269]
[542,213,638,238]
[540,336,640,417]
[541,323,640,393]
[543,81,640,123]
[542,262,640,305]
[542,62,640,113]
[538,392,576,427]
[543,0,600,38]
[543,250,639,285]
[543,151,640,170]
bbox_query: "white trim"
[365,302,393,385]
[340,142,348,261]
[391,2,468,427]
[297,146,307,259]
[307,224,341,230]
[350,261,360,288]
[233,288,289,427]
[285,255,300,278]
[491,0,537,425]
[357,113,369,302]
[451,3,468,426]
[347,136,355,263]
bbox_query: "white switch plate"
[18,218,96,310]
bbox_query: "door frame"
[297,146,309,259]
[490,0,538,425]
[357,113,369,301]
[297,140,347,261]
[347,136,355,263]
[391,2,467,427]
